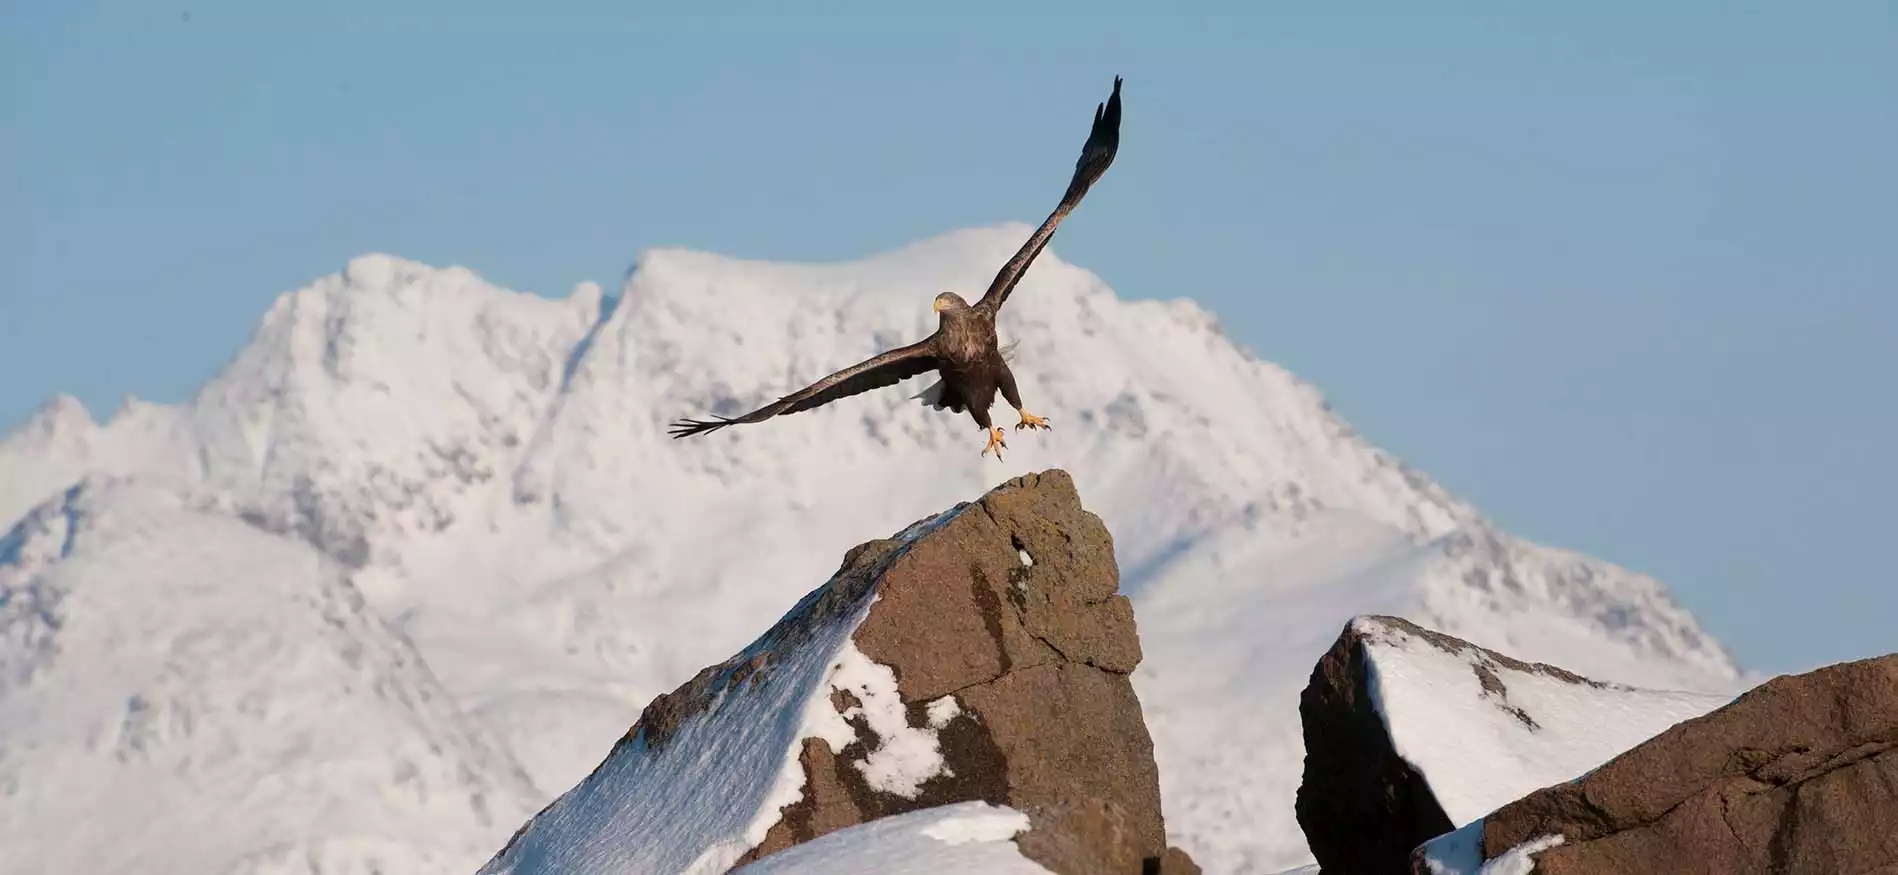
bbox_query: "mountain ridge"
[0,225,1740,873]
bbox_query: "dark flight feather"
[668,340,942,438]
[974,75,1122,314]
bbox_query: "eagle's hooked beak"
[932,297,947,313]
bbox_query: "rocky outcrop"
[1439,652,1898,874]
[734,468,1184,873]
[478,469,1197,874]
[1297,616,1731,874]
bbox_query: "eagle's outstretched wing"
[974,75,1123,314]
[668,338,942,438]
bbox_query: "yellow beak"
[933,298,946,312]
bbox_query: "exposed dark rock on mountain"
[1295,616,1456,874]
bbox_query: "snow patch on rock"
[1483,834,1566,875]
[1357,616,1730,826]
[926,695,964,730]
[823,639,967,798]
[731,802,1047,874]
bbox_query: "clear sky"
[4,2,1894,674]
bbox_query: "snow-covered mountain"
[0,226,1743,873]
[0,478,538,874]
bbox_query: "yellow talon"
[982,427,1008,460]
[1015,410,1052,431]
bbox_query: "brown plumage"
[669,76,1123,460]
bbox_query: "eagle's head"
[932,292,971,313]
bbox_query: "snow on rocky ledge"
[1296,615,1731,873]
[729,802,1050,874]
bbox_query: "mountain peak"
[15,393,93,439]
[621,223,1076,312]
[340,251,445,291]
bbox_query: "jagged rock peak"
[479,469,1197,874]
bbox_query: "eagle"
[669,75,1123,461]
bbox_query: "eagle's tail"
[913,380,959,412]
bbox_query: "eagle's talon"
[1014,411,1052,431]
[982,427,1008,460]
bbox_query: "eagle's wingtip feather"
[667,415,738,439]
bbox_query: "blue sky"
[5,2,1894,673]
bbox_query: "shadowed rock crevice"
[968,562,1014,676]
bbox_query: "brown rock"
[1472,653,1898,874]
[1148,845,1204,874]
[735,469,1184,873]
[482,470,1198,874]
